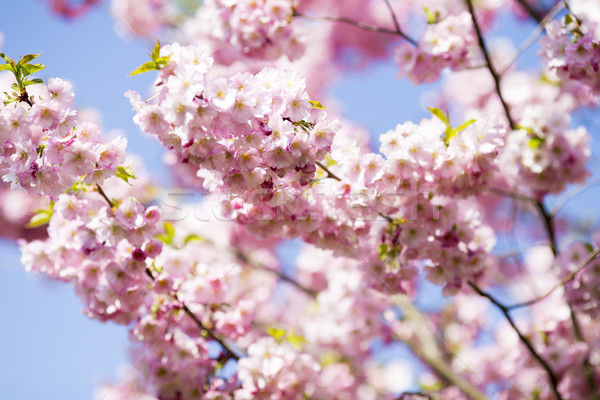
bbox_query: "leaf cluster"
[0,52,45,105]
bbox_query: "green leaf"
[308,100,326,109]
[115,165,136,184]
[0,53,12,64]
[423,7,438,24]
[26,208,53,228]
[565,14,573,25]
[287,333,308,350]
[428,107,450,128]
[444,127,458,144]
[67,180,92,193]
[20,63,45,76]
[0,64,13,72]
[516,124,534,133]
[151,40,161,62]
[267,327,287,341]
[183,234,206,245]
[584,243,594,253]
[156,222,175,245]
[378,244,389,260]
[130,60,161,76]
[528,137,543,149]
[23,78,43,87]
[130,41,170,76]
[456,118,476,132]
[17,53,41,65]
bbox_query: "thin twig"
[315,160,342,181]
[397,392,433,400]
[144,267,242,360]
[550,177,600,217]
[488,186,536,203]
[96,184,114,207]
[499,2,565,74]
[466,0,516,130]
[507,247,600,309]
[292,11,418,46]
[536,201,557,256]
[468,282,564,400]
[568,304,600,400]
[514,0,548,23]
[382,0,407,38]
[235,251,318,297]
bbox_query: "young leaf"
[529,137,543,149]
[378,243,389,260]
[130,61,160,76]
[423,7,438,24]
[308,100,326,109]
[26,208,53,229]
[116,165,136,184]
[456,118,476,132]
[183,234,207,245]
[17,53,41,65]
[0,53,12,64]
[267,327,286,341]
[427,107,450,128]
[20,63,45,76]
[151,40,161,62]
[156,222,175,245]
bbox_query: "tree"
[1,0,599,399]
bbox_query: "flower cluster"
[559,242,600,318]
[541,18,600,95]
[0,78,126,197]
[111,0,172,38]
[394,12,476,83]
[236,337,320,399]
[185,0,303,62]
[128,43,338,228]
[20,191,162,324]
[498,105,590,197]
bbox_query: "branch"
[499,1,565,74]
[315,160,342,181]
[465,0,516,130]
[292,11,418,46]
[507,247,600,309]
[397,392,433,400]
[395,295,488,400]
[514,0,548,23]
[568,305,600,400]
[488,186,536,203]
[235,251,318,298]
[144,267,242,361]
[536,200,557,256]
[382,0,407,39]
[467,282,564,400]
[96,184,114,208]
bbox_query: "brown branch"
[499,1,565,74]
[465,0,516,130]
[235,251,318,298]
[315,160,342,181]
[382,0,406,38]
[292,11,418,46]
[507,247,600,310]
[144,267,242,360]
[514,0,548,23]
[96,184,114,208]
[536,201,557,256]
[468,282,564,400]
[568,305,600,400]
